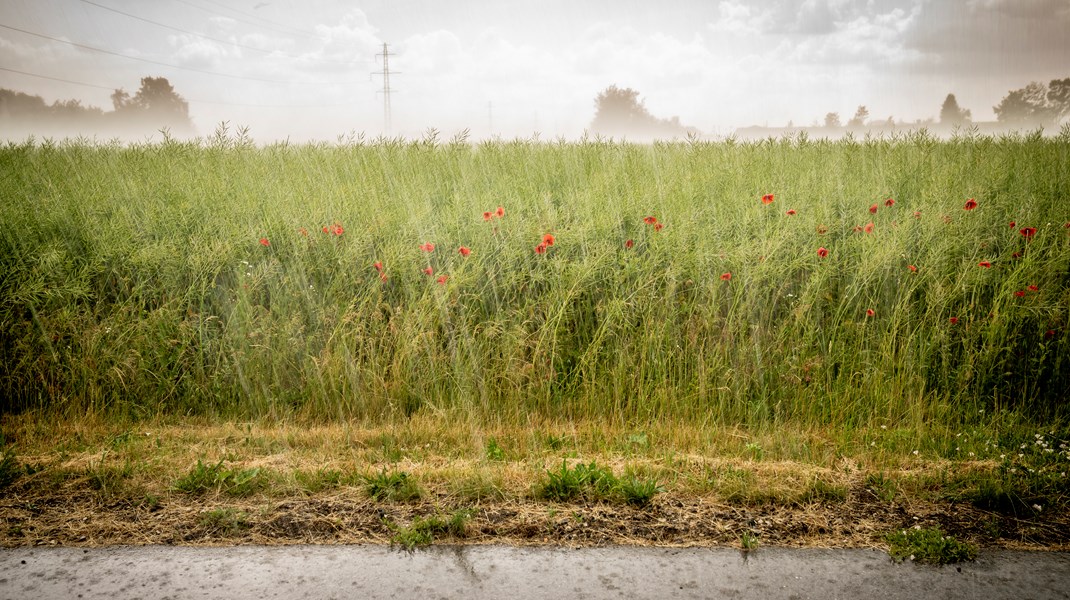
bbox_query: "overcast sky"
[1,0,1068,140]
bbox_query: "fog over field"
[1,0,1069,140]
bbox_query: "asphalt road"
[2,545,1068,600]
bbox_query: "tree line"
[591,77,1070,138]
[0,77,193,138]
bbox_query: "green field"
[2,128,1070,550]
[3,129,1068,427]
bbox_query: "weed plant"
[174,460,263,497]
[886,526,977,564]
[363,469,422,502]
[389,508,472,550]
[1,130,1068,434]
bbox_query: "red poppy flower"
[817,247,829,258]
[1020,227,1037,240]
[816,224,828,235]
[761,194,774,204]
[913,211,921,219]
[786,209,797,216]
[420,242,435,252]
[1046,330,1057,339]
[1009,221,1016,228]
[978,261,991,268]
[436,275,449,285]
[332,224,344,235]
[644,216,658,225]
[322,226,330,233]
[298,227,308,236]
[908,265,917,272]
[483,211,492,221]
[864,222,874,234]
[259,238,270,246]
[1014,290,1026,297]
[869,204,878,214]
[1012,252,1022,259]
[496,206,505,218]
[535,243,547,254]
[422,266,434,276]
[625,239,634,249]
[654,222,664,232]
[866,309,876,317]
[963,199,978,210]
[373,261,383,272]
[949,317,958,324]
[458,246,471,257]
[1027,285,1038,292]
[720,272,732,281]
[884,198,895,207]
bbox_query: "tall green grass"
[1,128,1067,428]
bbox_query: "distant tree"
[112,76,192,132]
[939,94,971,126]
[994,79,1070,126]
[824,112,841,128]
[847,105,869,128]
[1047,78,1070,123]
[590,85,691,139]
[111,88,131,111]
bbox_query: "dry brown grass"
[1,413,1067,550]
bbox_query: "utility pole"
[373,43,398,135]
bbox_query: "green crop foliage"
[1,130,1068,434]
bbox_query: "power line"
[0,65,117,91]
[174,0,324,41]
[0,65,353,108]
[78,0,361,67]
[0,22,359,85]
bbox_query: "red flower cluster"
[458,246,471,257]
[884,198,895,207]
[869,204,878,214]
[817,247,829,258]
[419,242,435,252]
[534,233,555,254]
[963,199,978,210]
[643,216,658,225]
[483,206,506,221]
[1020,227,1037,240]
[720,272,732,281]
[761,194,774,205]
[864,222,875,234]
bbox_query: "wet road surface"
[2,545,1068,599]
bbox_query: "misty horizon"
[2,0,1069,141]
